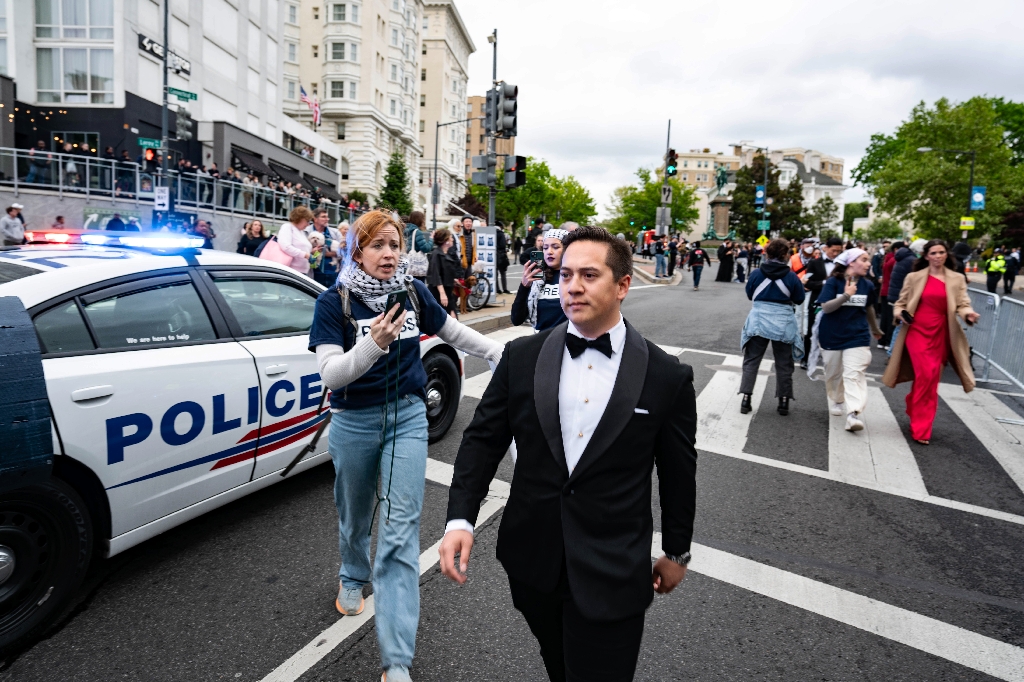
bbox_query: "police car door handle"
[264,364,290,376]
[71,385,114,402]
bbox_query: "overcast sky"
[454,0,1024,219]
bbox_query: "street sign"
[656,206,672,229]
[755,185,765,205]
[168,87,197,102]
[960,216,975,230]
[756,235,769,247]
[660,185,673,204]
[138,137,161,149]
[154,187,170,212]
[971,187,986,211]
[757,220,770,231]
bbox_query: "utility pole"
[659,120,671,236]
[487,29,498,227]
[160,0,169,183]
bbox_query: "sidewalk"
[632,256,683,285]
[458,289,516,333]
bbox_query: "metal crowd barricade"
[989,295,1024,392]
[965,286,1000,382]
[0,146,356,229]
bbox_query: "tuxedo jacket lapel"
[567,321,649,483]
[534,322,569,475]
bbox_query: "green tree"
[730,155,808,241]
[865,217,904,241]
[378,151,413,216]
[604,168,699,242]
[807,195,841,236]
[869,97,1024,240]
[991,98,1024,166]
[843,201,870,234]
[547,175,597,225]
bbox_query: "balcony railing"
[0,147,361,226]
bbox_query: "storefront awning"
[231,148,275,177]
[304,173,344,202]
[268,161,305,187]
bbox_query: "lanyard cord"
[368,331,401,533]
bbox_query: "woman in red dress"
[896,240,981,444]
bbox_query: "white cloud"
[455,0,1024,217]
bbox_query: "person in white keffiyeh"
[307,210,503,682]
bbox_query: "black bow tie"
[566,333,613,359]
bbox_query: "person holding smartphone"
[511,228,569,331]
[883,240,979,444]
[817,248,883,432]
[308,210,503,682]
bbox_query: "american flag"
[299,86,321,126]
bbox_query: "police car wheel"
[0,478,93,654]
[423,353,460,444]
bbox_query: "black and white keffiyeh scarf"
[338,257,413,313]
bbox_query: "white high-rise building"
[285,0,427,206]
[418,0,474,218]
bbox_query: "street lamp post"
[917,147,977,240]
[433,117,483,231]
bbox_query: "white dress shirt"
[445,315,626,536]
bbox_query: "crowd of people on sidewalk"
[739,234,981,446]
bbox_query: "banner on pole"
[971,187,986,211]
[754,186,765,206]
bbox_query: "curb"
[632,265,682,286]
[464,311,513,334]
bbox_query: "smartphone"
[530,251,544,264]
[901,310,915,325]
[385,290,409,323]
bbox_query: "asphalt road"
[4,271,1024,681]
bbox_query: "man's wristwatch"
[664,551,691,566]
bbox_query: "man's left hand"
[652,556,687,594]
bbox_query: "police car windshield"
[0,261,43,284]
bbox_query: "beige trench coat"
[882,268,976,392]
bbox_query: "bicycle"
[454,272,492,312]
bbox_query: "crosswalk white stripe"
[860,387,928,495]
[695,354,773,454]
[828,386,926,493]
[260,477,506,682]
[652,532,1024,682]
[939,384,1024,496]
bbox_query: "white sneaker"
[846,412,865,432]
[829,401,845,416]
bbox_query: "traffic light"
[666,148,678,177]
[484,90,497,135]
[471,154,496,187]
[495,82,517,138]
[504,155,526,188]
[175,107,193,141]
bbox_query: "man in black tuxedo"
[800,236,844,366]
[439,227,698,682]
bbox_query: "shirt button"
[584,398,589,403]
[588,364,593,369]
[578,432,583,438]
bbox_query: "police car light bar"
[26,230,205,250]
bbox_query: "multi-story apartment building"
[732,142,848,213]
[285,0,425,207]
[464,94,513,179]
[417,0,473,220]
[6,0,341,190]
[672,149,740,190]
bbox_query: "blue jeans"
[328,394,428,670]
[655,253,666,277]
[692,265,704,287]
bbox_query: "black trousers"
[879,299,894,346]
[508,572,645,682]
[667,253,676,277]
[987,273,1002,293]
[803,304,818,361]
[740,335,794,398]
[1005,273,1016,295]
[497,266,509,292]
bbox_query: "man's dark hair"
[891,241,905,252]
[692,241,700,248]
[312,207,329,219]
[825,236,844,248]
[561,226,633,280]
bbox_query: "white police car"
[0,237,464,650]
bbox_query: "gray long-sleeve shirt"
[0,214,24,244]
